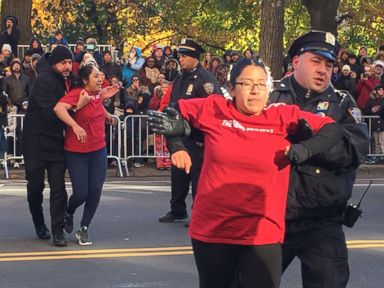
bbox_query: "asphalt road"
[0,178,383,288]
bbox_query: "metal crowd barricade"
[122,115,170,176]
[3,114,25,179]
[106,115,124,177]
[1,113,124,179]
[361,115,384,158]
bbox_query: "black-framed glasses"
[235,79,267,91]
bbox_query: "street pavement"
[0,172,383,287]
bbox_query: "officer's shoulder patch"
[348,107,362,123]
[334,89,356,104]
[203,82,214,94]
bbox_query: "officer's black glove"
[147,107,191,137]
[286,143,312,165]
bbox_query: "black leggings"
[192,239,281,288]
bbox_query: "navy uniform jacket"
[268,76,369,230]
[167,63,221,152]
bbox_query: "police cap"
[288,30,340,62]
[178,39,205,59]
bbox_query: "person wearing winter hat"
[22,44,76,247]
[0,15,20,56]
[3,58,30,111]
[335,64,356,94]
[2,43,12,54]
[1,43,14,66]
[373,60,384,85]
[25,53,42,85]
[74,37,102,66]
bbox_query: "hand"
[285,143,311,165]
[372,106,380,113]
[73,125,87,143]
[101,86,119,100]
[171,150,192,174]
[147,107,190,137]
[77,89,91,110]
[105,113,115,125]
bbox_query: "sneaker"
[64,212,74,233]
[364,157,376,164]
[76,226,92,246]
[133,162,144,168]
[184,220,190,228]
[158,211,188,223]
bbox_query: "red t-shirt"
[59,87,106,153]
[179,95,334,245]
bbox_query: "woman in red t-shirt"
[54,64,116,246]
[148,59,343,288]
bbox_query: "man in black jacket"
[268,31,370,288]
[158,39,221,224]
[2,59,30,111]
[22,45,75,247]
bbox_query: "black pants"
[282,221,349,288]
[192,239,282,288]
[25,157,67,232]
[170,141,203,216]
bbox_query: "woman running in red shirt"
[54,64,116,246]
[148,59,343,288]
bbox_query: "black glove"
[286,143,312,165]
[287,118,313,143]
[147,106,191,137]
[126,62,131,68]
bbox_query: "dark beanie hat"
[48,45,74,66]
[10,58,21,70]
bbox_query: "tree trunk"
[0,0,33,44]
[259,0,285,79]
[301,0,340,36]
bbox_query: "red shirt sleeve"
[178,96,221,130]
[284,105,335,134]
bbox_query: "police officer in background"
[158,39,221,224]
[268,31,369,287]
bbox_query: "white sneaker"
[76,226,92,246]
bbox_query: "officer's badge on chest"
[186,84,193,96]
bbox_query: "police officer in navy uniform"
[158,39,221,223]
[268,31,369,287]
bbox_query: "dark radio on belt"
[343,181,372,228]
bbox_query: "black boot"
[35,224,51,240]
[52,229,67,247]
[64,212,74,233]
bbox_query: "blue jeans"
[65,147,107,227]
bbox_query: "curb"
[2,164,383,180]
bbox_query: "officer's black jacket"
[167,63,221,153]
[268,76,369,223]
